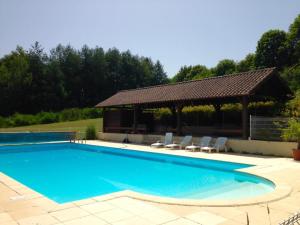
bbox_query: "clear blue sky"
[0,0,299,77]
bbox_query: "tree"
[105,48,122,95]
[172,65,212,82]
[255,30,289,69]
[152,61,169,85]
[281,63,300,92]
[191,65,212,80]
[119,51,143,90]
[287,14,300,65]
[140,57,155,86]
[236,54,256,72]
[172,66,192,82]
[44,59,66,111]
[213,59,236,76]
[79,45,106,106]
[27,42,50,113]
[0,47,32,115]
[52,44,82,108]
[0,42,170,116]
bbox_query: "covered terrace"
[96,67,292,139]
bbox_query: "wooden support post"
[241,96,249,139]
[133,105,138,133]
[176,105,183,136]
[102,107,106,133]
[170,106,177,129]
[213,104,222,127]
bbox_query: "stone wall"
[98,132,297,157]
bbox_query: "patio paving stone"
[113,215,157,225]
[9,206,47,221]
[163,218,200,225]
[17,214,60,225]
[62,215,108,225]
[50,207,90,222]
[94,208,135,223]
[0,212,14,223]
[139,209,179,224]
[73,198,96,206]
[185,211,227,225]
[1,222,19,225]
[80,201,115,214]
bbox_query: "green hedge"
[153,102,283,126]
[0,101,286,128]
[0,108,102,128]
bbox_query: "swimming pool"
[0,132,75,145]
[0,143,274,203]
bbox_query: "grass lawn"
[0,118,103,134]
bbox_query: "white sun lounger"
[151,132,173,148]
[201,137,228,153]
[185,136,212,152]
[165,135,192,149]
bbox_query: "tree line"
[0,44,168,116]
[1,14,300,117]
[172,14,300,93]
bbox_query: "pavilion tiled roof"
[96,67,289,107]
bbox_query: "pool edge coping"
[0,171,292,207]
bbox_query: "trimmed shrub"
[0,108,103,128]
[249,101,284,116]
[81,108,103,119]
[85,125,97,140]
[183,105,214,126]
[59,108,83,121]
[152,102,282,127]
[153,108,172,126]
[284,90,300,117]
[11,113,38,126]
[282,118,300,148]
[36,112,59,124]
[0,116,8,128]
[58,108,102,121]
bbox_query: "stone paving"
[0,140,300,225]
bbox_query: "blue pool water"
[0,143,274,203]
[0,132,75,145]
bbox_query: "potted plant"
[282,118,300,160]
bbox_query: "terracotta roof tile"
[96,67,287,107]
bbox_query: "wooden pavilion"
[96,68,292,139]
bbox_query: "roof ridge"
[118,67,276,93]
